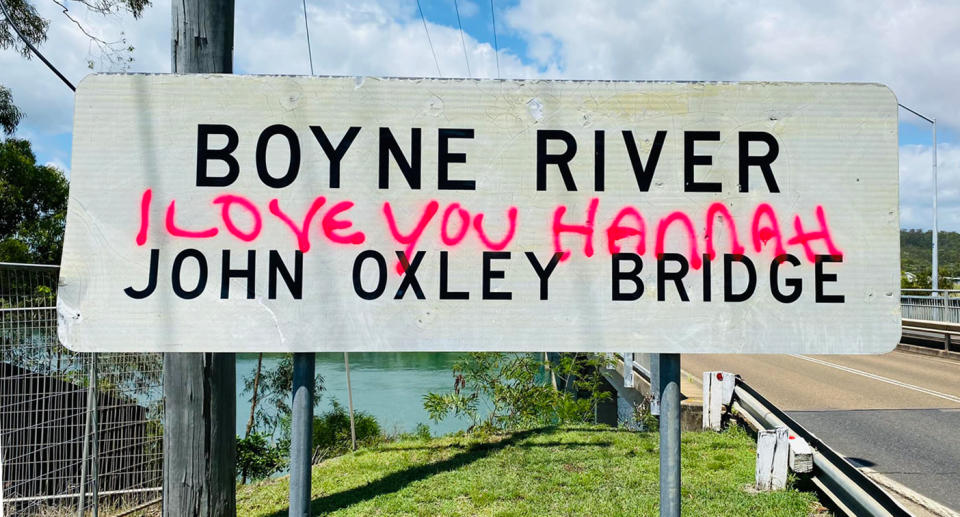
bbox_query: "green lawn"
[237,426,825,516]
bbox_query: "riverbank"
[235,353,471,438]
[236,426,826,516]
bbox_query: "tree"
[241,354,324,442]
[0,0,150,134]
[0,85,21,135]
[0,138,68,263]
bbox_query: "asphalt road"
[681,351,960,512]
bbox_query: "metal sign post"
[658,353,681,517]
[290,353,315,517]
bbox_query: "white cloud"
[235,0,535,79]
[2,0,169,137]
[4,0,959,233]
[503,0,960,130]
[899,143,960,231]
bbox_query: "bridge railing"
[900,289,960,323]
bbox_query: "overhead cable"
[301,0,315,75]
[489,0,500,79]
[453,0,471,77]
[416,0,443,77]
[0,0,75,91]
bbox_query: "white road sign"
[58,75,900,353]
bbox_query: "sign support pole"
[164,2,236,516]
[290,353,315,516]
[658,353,681,517]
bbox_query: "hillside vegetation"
[901,229,960,288]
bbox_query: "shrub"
[312,399,382,458]
[423,352,613,433]
[236,432,286,483]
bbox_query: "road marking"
[790,355,960,405]
[855,465,960,517]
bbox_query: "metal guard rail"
[733,378,910,517]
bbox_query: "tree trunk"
[244,353,263,439]
[240,353,263,484]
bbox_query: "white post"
[623,352,634,388]
[932,118,939,293]
[756,426,790,490]
[345,352,357,451]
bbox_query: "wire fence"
[0,263,163,516]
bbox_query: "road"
[680,351,960,513]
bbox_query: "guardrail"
[732,378,910,517]
[901,318,960,353]
[610,355,911,516]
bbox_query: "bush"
[423,352,612,433]
[312,399,382,458]
[236,433,286,483]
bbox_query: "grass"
[236,426,826,516]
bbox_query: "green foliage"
[0,138,68,263]
[312,399,382,458]
[0,0,49,58]
[413,422,431,440]
[900,229,960,288]
[1,0,151,138]
[423,353,612,433]
[241,354,324,441]
[0,85,21,135]
[236,432,286,483]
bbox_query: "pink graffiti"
[268,197,326,253]
[473,207,518,251]
[441,202,470,246]
[213,194,262,242]
[606,206,646,255]
[383,200,439,274]
[787,205,843,262]
[552,197,599,261]
[655,211,702,270]
[322,201,366,245]
[164,200,218,239]
[750,202,786,258]
[136,188,152,246]
[704,202,745,260]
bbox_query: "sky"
[2,0,958,231]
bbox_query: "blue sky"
[3,0,959,231]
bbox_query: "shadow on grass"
[264,428,612,516]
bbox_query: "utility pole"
[164,2,236,516]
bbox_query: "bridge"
[607,290,960,516]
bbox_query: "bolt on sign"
[58,75,900,353]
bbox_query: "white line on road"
[790,355,960,405]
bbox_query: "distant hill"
[900,229,960,288]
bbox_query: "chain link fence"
[0,263,163,516]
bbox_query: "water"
[235,353,471,438]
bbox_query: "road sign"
[58,75,900,353]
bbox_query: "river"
[235,352,471,438]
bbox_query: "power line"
[0,0,75,91]
[301,0,315,75]
[416,0,442,77]
[453,0,471,78]
[489,0,500,79]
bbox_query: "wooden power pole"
[164,1,236,516]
